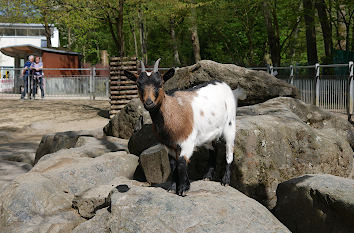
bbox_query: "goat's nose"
[146,99,153,105]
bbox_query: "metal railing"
[0,67,110,99]
[251,62,354,119]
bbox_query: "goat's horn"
[153,58,161,73]
[140,60,146,72]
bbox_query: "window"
[15,28,27,36]
[3,28,15,36]
[27,29,39,36]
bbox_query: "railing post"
[348,61,354,121]
[92,67,96,100]
[315,63,320,106]
[89,67,93,100]
[290,65,294,85]
[270,65,274,76]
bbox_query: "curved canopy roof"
[0,44,81,58]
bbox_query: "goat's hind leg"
[203,141,217,181]
[221,122,235,186]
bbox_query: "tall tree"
[170,17,181,66]
[315,0,332,63]
[189,2,201,63]
[262,1,281,66]
[302,0,318,64]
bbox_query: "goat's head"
[124,58,175,111]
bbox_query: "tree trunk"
[67,27,72,49]
[170,17,181,66]
[336,4,346,50]
[43,12,52,48]
[190,4,201,63]
[107,16,120,52]
[262,1,281,66]
[303,0,318,65]
[117,0,124,57]
[138,9,147,63]
[315,0,333,63]
[129,20,138,57]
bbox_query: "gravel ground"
[0,98,110,188]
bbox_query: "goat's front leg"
[167,156,177,193]
[177,144,193,196]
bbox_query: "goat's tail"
[232,87,247,102]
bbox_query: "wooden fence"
[109,57,138,117]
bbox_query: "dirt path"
[0,98,110,188]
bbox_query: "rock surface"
[164,60,299,106]
[273,174,354,233]
[107,180,290,233]
[35,130,128,164]
[73,180,290,233]
[0,132,138,233]
[126,97,354,208]
[104,99,151,139]
[140,144,170,184]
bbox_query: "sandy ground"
[0,98,110,188]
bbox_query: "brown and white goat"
[124,59,245,196]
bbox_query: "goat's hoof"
[167,182,176,193]
[203,173,213,181]
[221,176,230,186]
[177,184,190,196]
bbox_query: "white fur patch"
[178,82,237,165]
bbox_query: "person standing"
[32,56,44,99]
[21,55,34,99]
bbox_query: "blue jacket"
[24,61,33,76]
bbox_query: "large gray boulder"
[126,97,354,209]
[108,180,290,233]
[35,131,128,164]
[0,135,138,233]
[228,97,354,208]
[73,180,290,233]
[164,60,299,106]
[104,99,151,139]
[273,174,354,233]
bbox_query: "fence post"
[290,65,294,85]
[270,65,274,76]
[348,61,354,121]
[93,67,96,100]
[89,67,96,100]
[315,63,320,106]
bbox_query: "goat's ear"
[163,68,175,82]
[124,70,138,82]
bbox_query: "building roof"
[0,23,56,28]
[0,44,81,58]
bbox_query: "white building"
[0,23,59,68]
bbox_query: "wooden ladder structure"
[109,57,138,118]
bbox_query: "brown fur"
[159,91,196,144]
[143,85,155,102]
